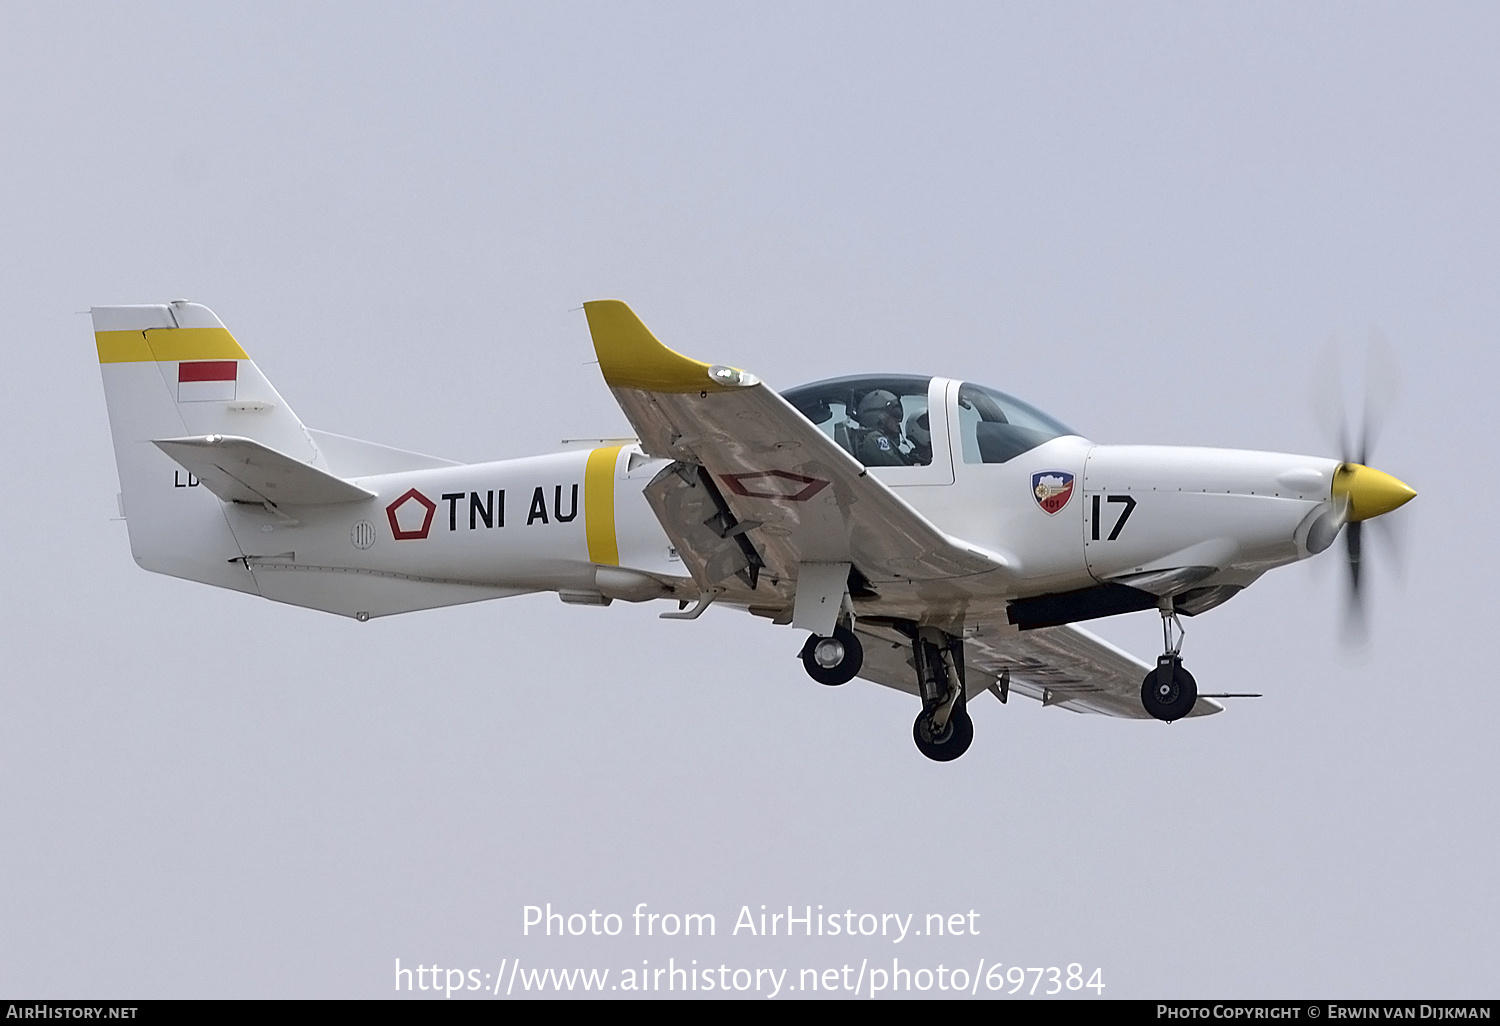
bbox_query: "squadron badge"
[1032,471,1075,515]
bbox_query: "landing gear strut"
[910,626,973,761]
[799,625,863,686]
[1140,602,1198,722]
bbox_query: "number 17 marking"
[1091,494,1137,541]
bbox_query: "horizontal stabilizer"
[153,435,376,507]
[305,428,459,476]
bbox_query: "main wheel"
[1140,658,1198,722]
[799,626,864,686]
[913,701,974,762]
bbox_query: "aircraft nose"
[1331,463,1417,521]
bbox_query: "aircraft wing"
[583,301,1011,606]
[853,618,1223,719]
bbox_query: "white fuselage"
[212,433,1337,625]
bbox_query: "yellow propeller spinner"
[1331,463,1417,522]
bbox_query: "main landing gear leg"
[1140,600,1198,722]
[911,626,973,761]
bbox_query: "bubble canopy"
[780,375,1078,466]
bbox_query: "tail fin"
[93,300,321,590]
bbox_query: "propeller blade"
[1367,507,1408,585]
[1360,328,1402,465]
[1311,334,1351,459]
[1342,519,1367,645]
[1312,327,1407,649]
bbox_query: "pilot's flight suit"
[852,427,912,466]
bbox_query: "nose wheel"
[1141,655,1198,721]
[799,625,863,686]
[1140,604,1198,721]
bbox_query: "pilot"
[851,389,913,466]
[905,410,932,466]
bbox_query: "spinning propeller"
[1314,331,1417,641]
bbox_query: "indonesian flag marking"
[178,360,237,402]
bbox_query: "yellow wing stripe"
[95,327,249,364]
[585,445,624,565]
[583,299,737,394]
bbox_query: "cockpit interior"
[781,375,1077,467]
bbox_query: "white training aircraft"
[93,300,1416,760]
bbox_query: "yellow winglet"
[583,300,752,393]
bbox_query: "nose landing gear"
[799,625,863,686]
[1140,602,1198,721]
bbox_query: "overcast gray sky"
[1,1,1495,999]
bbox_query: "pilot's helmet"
[906,410,931,450]
[856,389,903,430]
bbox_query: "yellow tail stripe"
[95,327,249,364]
[94,330,154,363]
[585,445,624,565]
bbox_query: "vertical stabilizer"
[92,301,321,592]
